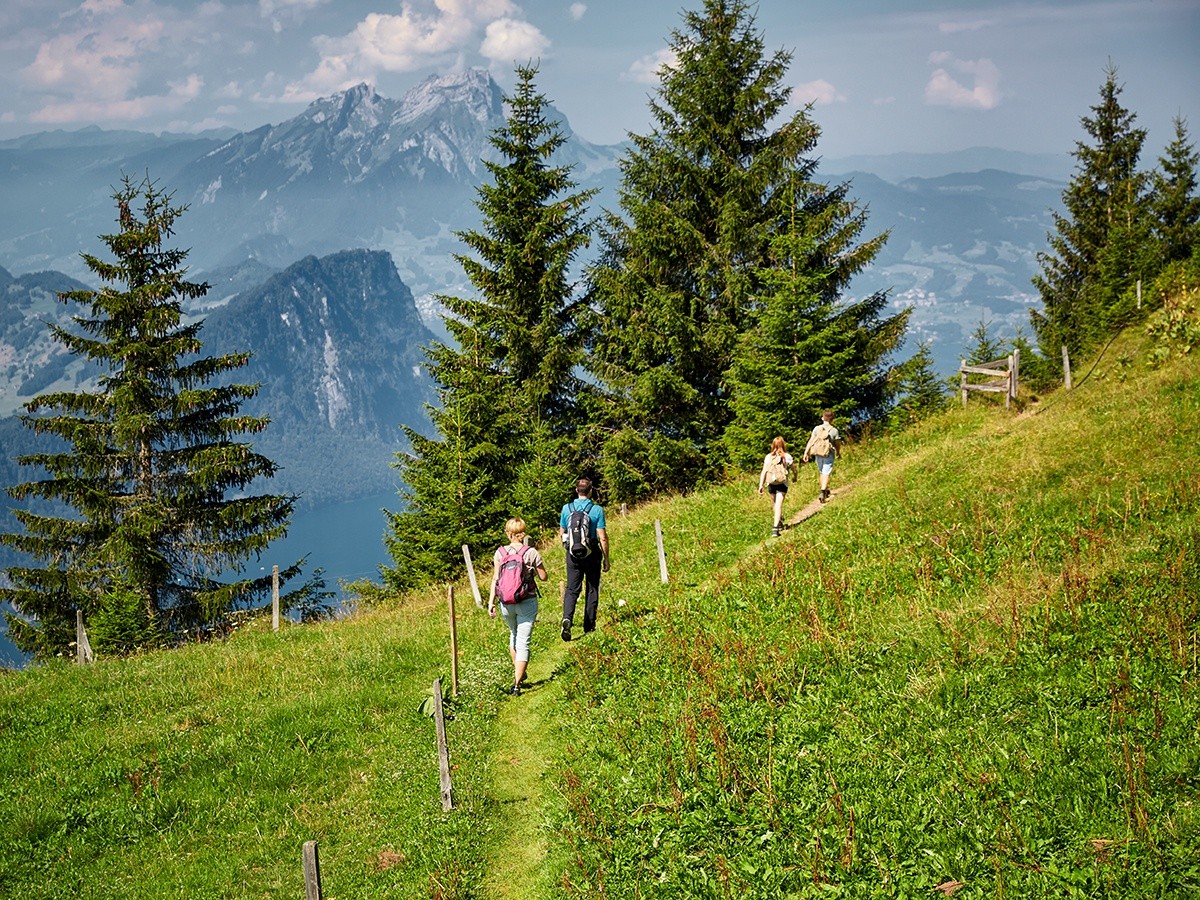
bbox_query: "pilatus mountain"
[0,67,1070,527]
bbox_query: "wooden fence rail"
[960,348,1020,408]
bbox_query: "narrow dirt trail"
[479,581,575,899]
[478,476,865,896]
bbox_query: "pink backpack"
[496,546,535,604]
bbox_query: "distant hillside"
[0,249,434,544]
[0,67,1069,375]
[200,248,436,505]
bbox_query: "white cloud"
[793,79,845,106]
[938,17,996,35]
[623,48,676,85]
[30,73,204,124]
[81,0,126,14]
[480,18,550,64]
[924,54,1001,110]
[22,19,166,101]
[569,3,587,21]
[288,0,528,96]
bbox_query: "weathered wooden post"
[1011,348,1020,404]
[271,564,280,632]
[75,609,94,665]
[461,544,483,608]
[447,585,459,697]
[1004,353,1013,409]
[960,358,968,407]
[303,840,323,900]
[433,677,453,811]
[620,503,628,517]
[1062,345,1072,390]
[655,519,669,584]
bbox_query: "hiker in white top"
[488,517,548,696]
[803,409,841,503]
[757,436,796,537]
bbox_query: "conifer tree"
[891,341,948,426]
[1150,115,1200,267]
[0,176,318,659]
[1032,64,1150,356]
[383,64,595,590]
[965,317,1005,365]
[722,185,909,468]
[587,0,823,496]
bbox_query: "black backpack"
[566,500,594,560]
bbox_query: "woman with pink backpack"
[488,517,548,696]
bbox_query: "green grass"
[1,327,1197,898]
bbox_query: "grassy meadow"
[1,325,1197,898]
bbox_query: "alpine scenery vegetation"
[1,176,328,661]
[1,0,1198,896]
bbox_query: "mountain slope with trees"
[0,310,1195,897]
[0,177,324,659]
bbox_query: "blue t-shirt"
[559,498,605,539]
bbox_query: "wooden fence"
[960,349,1020,408]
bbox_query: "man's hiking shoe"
[561,618,572,642]
[771,526,781,537]
[509,685,522,697]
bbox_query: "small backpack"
[496,545,535,604]
[565,501,594,560]
[765,454,789,485]
[810,425,833,458]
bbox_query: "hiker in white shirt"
[757,436,796,537]
[803,410,841,503]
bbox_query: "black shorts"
[767,481,788,495]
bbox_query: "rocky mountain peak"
[394,67,504,127]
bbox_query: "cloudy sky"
[1,0,1196,159]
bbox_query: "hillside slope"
[0,325,1196,898]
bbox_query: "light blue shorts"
[500,597,538,662]
[813,454,835,476]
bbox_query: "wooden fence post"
[1062,345,1072,390]
[461,545,483,608]
[1011,348,1020,404]
[960,358,968,407]
[655,519,669,584]
[447,585,459,697]
[302,840,323,900]
[272,564,280,632]
[75,609,94,665]
[433,677,454,811]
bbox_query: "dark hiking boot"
[561,618,572,642]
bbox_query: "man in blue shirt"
[558,477,610,640]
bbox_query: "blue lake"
[0,489,401,669]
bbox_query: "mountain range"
[0,66,1072,540]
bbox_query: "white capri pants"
[499,596,538,662]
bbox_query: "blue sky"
[1,0,1196,160]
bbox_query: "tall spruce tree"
[383,64,595,591]
[1150,115,1200,267]
[722,182,909,468]
[1032,64,1151,357]
[587,0,822,498]
[0,176,318,659]
[891,340,948,426]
